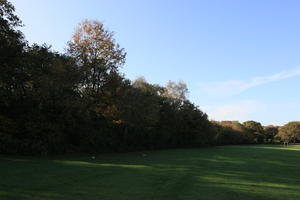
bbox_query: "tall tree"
[0,0,25,107]
[67,20,126,94]
[0,0,26,154]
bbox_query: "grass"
[1,145,300,200]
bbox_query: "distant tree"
[212,121,253,145]
[277,122,300,143]
[219,121,246,132]
[264,125,279,143]
[243,121,264,143]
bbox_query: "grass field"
[1,145,300,200]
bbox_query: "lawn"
[1,145,300,200]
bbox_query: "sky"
[10,0,300,126]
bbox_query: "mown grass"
[1,145,300,200]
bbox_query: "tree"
[0,0,26,154]
[162,80,188,102]
[277,122,300,143]
[0,0,22,30]
[264,125,278,143]
[243,120,264,143]
[212,121,253,145]
[0,0,25,108]
[123,77,161,127]
[67,19,126,94]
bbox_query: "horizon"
[11,0,300,126]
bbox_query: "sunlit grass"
[255,145,300,151]
[56,160,153,169]
[1,145,300,200]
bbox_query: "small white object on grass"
[91,156,96,160]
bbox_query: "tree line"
[0,1,299,155]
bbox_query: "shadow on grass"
[1,145,300,200]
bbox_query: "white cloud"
[199,67,300,96]
[203,100,265,122]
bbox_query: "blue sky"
[10,0,300,125]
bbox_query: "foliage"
[264,125,279,143]
[67,19,126,94]
[212,121,253,145]
[277,121,300,143]
[162,80,188,101]
[243,120,265,143]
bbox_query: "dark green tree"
[264,125,278,143]
[243,120,264,143]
